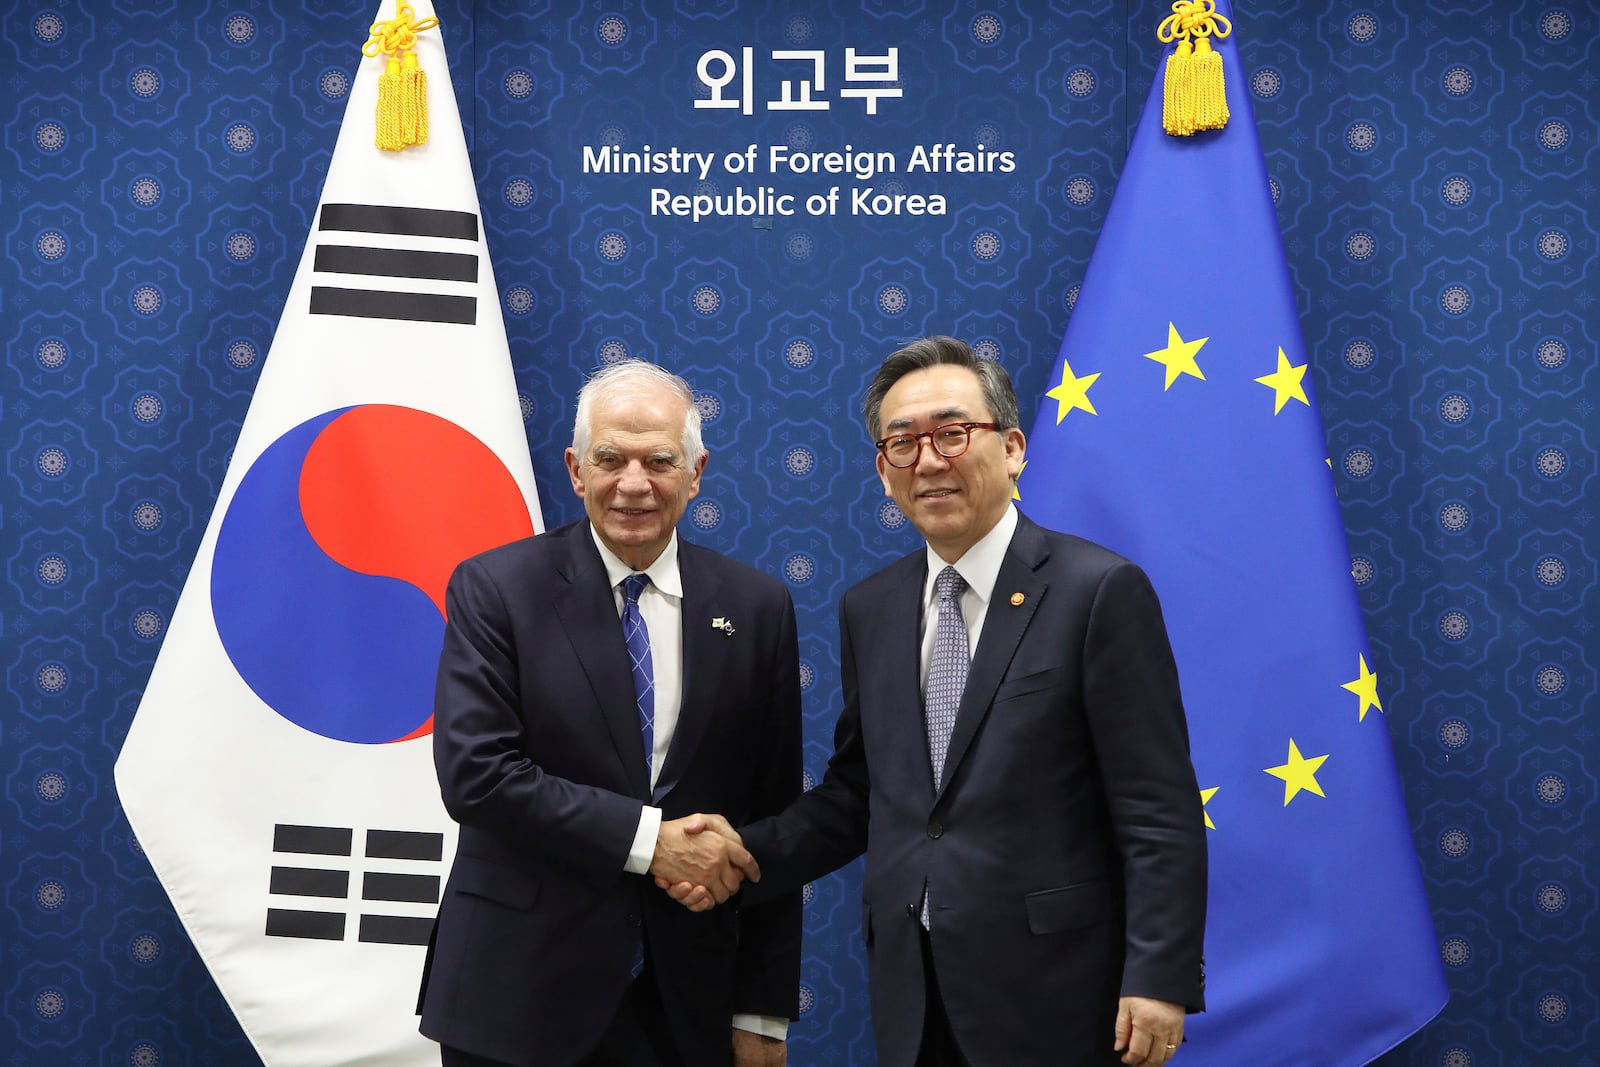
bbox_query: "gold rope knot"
[1158,0,1231,43]
[364,4,439,59]
[363,3,439,151]
[1157,0,1232,136]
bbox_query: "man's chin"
[604,525,660,542]
[909,501,965,526]
[604,513,660,533]
[600,522,668,552]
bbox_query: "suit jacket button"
[927,821,943,839]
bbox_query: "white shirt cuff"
[732,1014,789,1039]
[624,805,663,875]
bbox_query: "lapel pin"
[712,617,736,637]
[1010,592,1025,606]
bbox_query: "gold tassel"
[1163,39,1195,136]
[363,3,440,152]
[1157,0,1231,137]
[1191,36,1229,131]
[408,52,429,145]
[376,57,404,151]
[398,50,422,145]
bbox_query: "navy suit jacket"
[743,512,1206,1066]
[418,520,802,1067]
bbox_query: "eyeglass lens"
[883,424,972,467]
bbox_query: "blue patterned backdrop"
[3,1,1596,1064]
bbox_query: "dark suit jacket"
[418,520,802,1067]
[743,512,1206,1067]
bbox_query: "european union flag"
[1017,3,1447,1063]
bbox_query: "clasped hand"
[648,814,755,911]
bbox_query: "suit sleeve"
[741,590,872,895]
[1081,561,1208,1011]
[732,589,805,1020]
[433,556,643,887]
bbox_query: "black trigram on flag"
[309,203,480,325]
[266,823,444,946]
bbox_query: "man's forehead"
[589,429,680,453]
[882,368,988,425]
[884,404,975,430]
[588,396,686,438]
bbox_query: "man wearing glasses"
[670,336,1207,1066]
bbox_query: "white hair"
[571,360,705,463]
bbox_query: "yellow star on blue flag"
[1045,360,1101,420]
[1264,739,1329,806]
[1144,323,1208,390]
[1253,347,1310,414]
[1341,653,1383,721]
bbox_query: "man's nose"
[616,461,653,491]
[913,436,952,472]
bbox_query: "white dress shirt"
[918,504,1019,683]
[590,526,786,1040]
[590,526,684,872]
[914,506,1018,931]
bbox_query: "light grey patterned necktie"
[925,565,969,790]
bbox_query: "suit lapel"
[935,517,1049,805]
[882,559,933,796]
[552,526,651,800]
[652,543,724,803]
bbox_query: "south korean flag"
[115,3,542,1064]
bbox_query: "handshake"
[647,813,752,912]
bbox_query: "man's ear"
[565,448,585,498]
[1003,428,1026,480]
[686,450,708,499]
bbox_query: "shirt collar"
[590,526,684,599]
[922,504,1018,608]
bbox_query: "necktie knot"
[935,565,965,602]
[622,573,650,605]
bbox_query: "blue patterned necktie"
[925,565,969,790]
[621,574,654,779]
